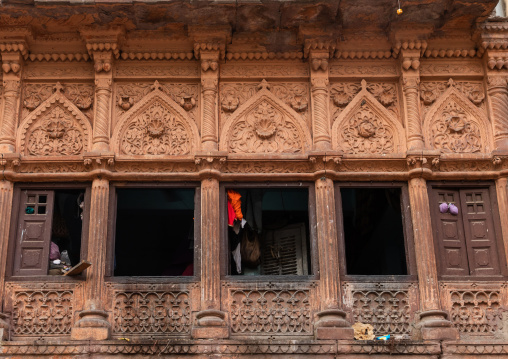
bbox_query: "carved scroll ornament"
[112,85,200,156]
[424,86,491,154]
[219,82,311,154]
[17,90,92,156]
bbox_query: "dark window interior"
[340,187,407,275]
[227,188,311,276]
[114,188,195,276]
[51,190,84,268]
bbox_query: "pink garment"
[228,201,236,226]
[49,242,60,260]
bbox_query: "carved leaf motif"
[331,83,361,108]
[340,106,395,154]
[229,100,302,154]
[120,101,191,155]
[27,106,84,156]
[431,102,482,153]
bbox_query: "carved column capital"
[487,75,508,90]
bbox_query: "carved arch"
[424,83,492,154]
[219,81,312,154]
[17,89,92,156]
[112,84,200,156]
[332,80,406,154]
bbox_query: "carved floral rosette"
[17,92,92,156]
[332,82,405,155]
[112,88,200,156]
[219,86,311,154]
[423,85,492,154]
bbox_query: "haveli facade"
[0,0,508,358]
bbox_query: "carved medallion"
[121,101,191,155]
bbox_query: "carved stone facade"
[0,0,507,358]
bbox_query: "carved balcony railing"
[105,282,199,338]
[3,281,83,339]
[439,282,508,340]
[221,280,318,337]
[342,281,419,336]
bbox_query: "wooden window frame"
[220,182,319,281]
[6,183,92,281]
[106,182,201,283]
[335,182,417,282]
[427,181,508,280]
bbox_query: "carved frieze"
[112,82,200,156]
[419,61,484,76]
[219,81,312,154]
[114,62,200,78]
[220,63,309,78]
[219,82,310,130]
[11,289,74,336]
[229,289,312,335]
[423,82,492,154]
[332,80,405,155]
[17,86,92,156]
[329,61,398,77]
[113,290,191,335]
[23,64,94,79]
[22,83,94,120]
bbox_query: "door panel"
[459,189,500,276]
[431,189,469,276]
[13,190,54,276]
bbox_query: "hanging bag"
[240,227,261,268]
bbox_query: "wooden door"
[459,188,501,276]
[13,190,55,276]
[431,189,469,276]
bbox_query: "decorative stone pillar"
[399,49,424,150]
[71,178,111,340]
[199,51,219,151]
[408,177,458,340]
[307,40,333,150]
[92,52,113,152]
[495,177,508,266]
[0,180,14,340]
[487,76,508,151]
[192,177,228,339]
[0,52,22,154]
[314,177,353,340]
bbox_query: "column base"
[419,310,459,340]
[314,309,354,340]
[71,309,110,340]
[191,309,229,339]
[0,312,9,340]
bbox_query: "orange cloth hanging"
[227,189,244,220]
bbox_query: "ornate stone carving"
[220,63,309,78]
[332,80,405,154]
[329,62,397,76]
[22,83,94,119]
[419,61,483,76]
[115,83,199,124]
[449,290,504,334]
[113,291,191,335]
[112,83,200,156]
[219,81,311,154]
[350,289,411,335]
[229,289,311,335]
[17,87,92,156]
[424,83,491,154]
[219,82,310,129]
[12,289,73,335]
[114,62,200,78]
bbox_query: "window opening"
[14,189,84,276]
[227,187,311,276]
[340,187,407,275]
[114,188,195,276]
